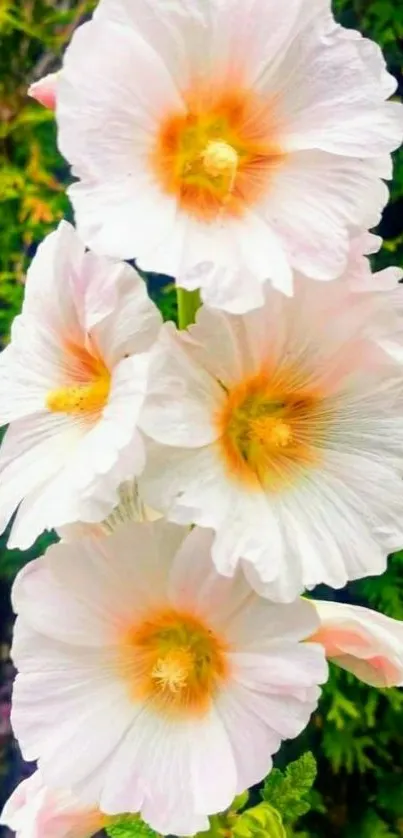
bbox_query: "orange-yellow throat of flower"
[152,84,284,221]
[217,369,328,490]
[119,608,229,717]
[46,349,111,417]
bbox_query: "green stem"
[176,287,201,330]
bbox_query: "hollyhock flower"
[311,600,403,688]
[28,72,58,110]
[0,220,161,549]
[55,0,403,312]
[11,522,327,836]
[0,772,105,838]
[139,281,403,602]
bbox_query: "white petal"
[99,706,237,820]
[13,663,135,785]
[229,643,327,692]
[267,151,388,280]
[0,415,82,543]
[89,263,162,367]
[12,522,186,643]
[269,23,403,156]
[225,596,319,649]
[169,526,252,629]
[216,683,277,793]
[140,324,223,447]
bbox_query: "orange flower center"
[151,84,284,221]
[217,368,331,490]
[45,341,111,418]
[118,607,229,717]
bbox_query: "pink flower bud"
[28,72,58,110]
[311,601,403,688]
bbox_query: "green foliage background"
[0,1,402,836]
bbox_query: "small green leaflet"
[105,814,159,838]
[232,802,286,837]
[261,752,317,825]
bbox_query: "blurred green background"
[0,1,403,836]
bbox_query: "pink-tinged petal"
[28,72,58,110]
[216,683,277,793]
[216,640,325,791]
[0,771,105,838]
[224,597,319,649]
[98,706,237,818]
[12,522,187,644]
[168,526,252,629]
[312,600,403,687]
[229,643,328,694]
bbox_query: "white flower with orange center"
[0,221,161,549]
[139,280,403,602]
[55,0,403,312]
[311,600,403,688]
[11,522,326,836]
[0,771,107,838]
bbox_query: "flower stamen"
[202,140,238,179]
[251,416,293,449]
[152,648,193,694]
[119,607,229,717]
[46,374,111,416]
[217,369,329,489]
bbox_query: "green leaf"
[345,809,398,838]
[261,753,317,825]
[105,814,159,838]
[232,803,286,838]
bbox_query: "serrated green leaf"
[261,754,316,825]
[105,814,159,838]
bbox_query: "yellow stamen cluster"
[152,85,284,222]
[120,608,229,717]
[46,375,111,416]
[217,370,325,489]
[202,139,239,178]
[152,648,193,694]
[250,416,293,449]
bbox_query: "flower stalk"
[177,287,201,330]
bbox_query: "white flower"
[0,221,161,549]
[55,0,403,312]
[0,772,105,838]
[11,522,326,836]
[139,279,403,602]
[311,600,403,688]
